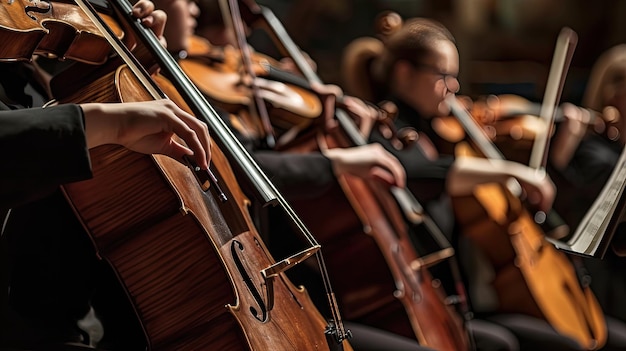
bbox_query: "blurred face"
[156,0,199,52]
[393,39,459,118]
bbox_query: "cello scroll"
[0,0,124,63]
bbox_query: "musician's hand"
[516,169,556,213]
[340,96,381,138]
[323,143,406,188]
[309,82,343,97]
[132,0,168,48]
[81,99,211,170]
[308,82,379,137]
[447,156,556,212]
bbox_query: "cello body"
[451,143,607,350]
[277,115,471,351]
[181,52,471,346]
[58,64,350,350]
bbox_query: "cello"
[444,27,607,350]
[177,34,323,144]
[213,1,474,350]
[448,95,607,350]
[36,0,353,348]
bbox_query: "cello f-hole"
[231,239,271,322]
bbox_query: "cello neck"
[222,0,276,148]
[237,1,380,148]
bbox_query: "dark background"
[253,0,626,105]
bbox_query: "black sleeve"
[369,129,454,204]
[253,150,335,200]
[212,108,337,201]
[0,104,92,208]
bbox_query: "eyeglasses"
[413,63,460,94]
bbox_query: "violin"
[431,94,622,166]
[12,0,354,348]
[178,35,323,141]
[0,0,123,64]
[471,94,621,145]
[232,1,473,350]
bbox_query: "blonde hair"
[582,44,626,111]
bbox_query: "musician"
[0,2,214,350]
[342,12,626,351]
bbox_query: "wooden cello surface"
[188,1,473,348]
[275,116,469,351]
[0,0,124,63]
[180,1,472,349]
[446,97,608,349]
[452,170,607,350]
[40,0,354,347]
[57,65,346,350]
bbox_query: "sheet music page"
[567,144,626,256]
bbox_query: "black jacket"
[0,62,144,350]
